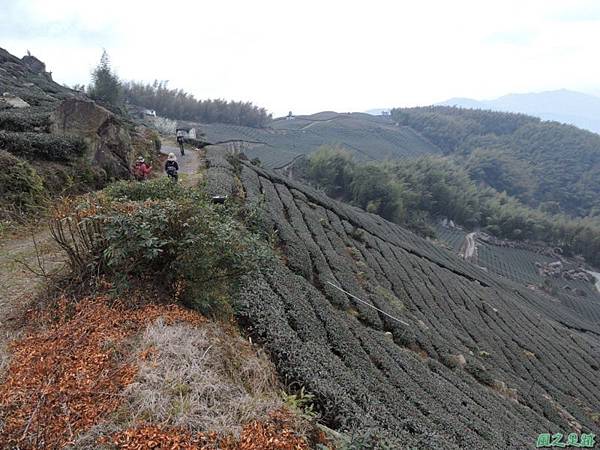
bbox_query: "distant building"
[286,111,294,120]
[127,105,158,119]
[175,127,190,138]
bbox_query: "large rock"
[1,93,30,108]
[50,98,134,179]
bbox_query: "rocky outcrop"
[50,99,133,178]
[1,93,30,109]
[0,46,159,196]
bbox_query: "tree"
[88,50,121,106]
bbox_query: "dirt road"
[588,270,600,294]
[160,143,203,186]
[459,232,477,260]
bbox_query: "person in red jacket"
[133,156,152,181]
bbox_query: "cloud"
[485,30,537,46]
[548,0,600,22]
[0,0,115,45]
[2,0,600,116]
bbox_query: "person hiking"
[133,156,152,181]
[176,135,185,156]
[165,153,179,182]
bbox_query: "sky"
[1,0,600,117]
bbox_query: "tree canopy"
[391,106,600,218]
[88,50,122,106]
[122,80,272,128]
[304,147,600,267]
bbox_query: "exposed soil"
[0,227,64,371]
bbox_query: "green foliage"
[0,131,86,161]
[391,106,600,218]
[306,146,355,198]
[122,80,272,127]
[0,150,46,216]
[54,179,272,318]
[337,430,398,450]
[281,387,317,420]
[104,177,186,201]
[304,149,600,267]
[464,148,536,201]
[0,108,52,132]
[88,50,122,106]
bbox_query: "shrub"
[0,150,46,216]
[0,131,86,161]
[0,108,52,132]
[104,177,186,201]
[51,180,272,318]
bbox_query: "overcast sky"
[1,0,599,116]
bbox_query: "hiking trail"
[160,142,203,186]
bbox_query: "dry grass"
[123,320,282,435]
[0,295,205,450]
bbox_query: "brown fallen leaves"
[109,409,314,450]
[0,295,205,449]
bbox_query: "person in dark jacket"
[165,153,179,181]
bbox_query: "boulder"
[2,93,30,108]
[50,98,134,179]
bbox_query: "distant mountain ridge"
[438,89,600,134]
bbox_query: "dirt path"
[459,232,477,261]
[587,270,600,294]
[0,228,64,370]
[160,143,203,186]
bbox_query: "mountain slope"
[391,106,600,218]
[189,112,441,169]
[439,89,600,134]
[205,148,600,448]
[0,47,160,216]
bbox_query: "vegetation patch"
[0,150,46,218]
[0,130,86,161]
[0,108,52,132]
[102,408,322,449]
[51,179,272,318]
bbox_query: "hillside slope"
[205,148,600,448]
[0,47,159,218]
[189,112,440,169]
[439,89,600,134]
[391,106,600,218]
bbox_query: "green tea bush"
[0,109,52,132]
[0,131,86,161]
[0,150,46,216]
[104,177,186,201]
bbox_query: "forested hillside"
[301,148,600,268]
[439,89,600,134]
[391,106,600,218]
[122,81,272,127]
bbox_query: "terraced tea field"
[204,147,600,448]
[434,226,600,323]
[194,112,441,169]
[433,224,467,252]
